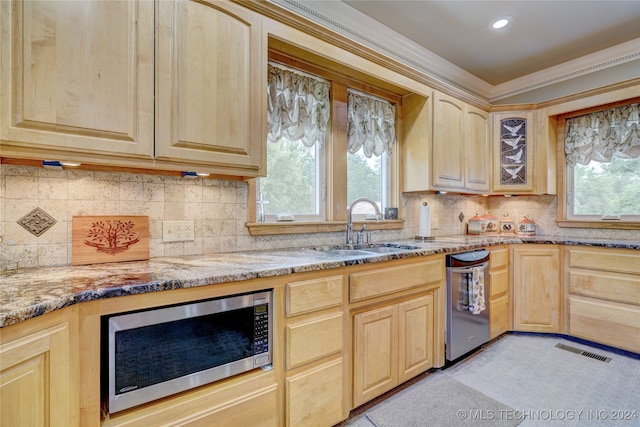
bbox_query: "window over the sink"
[560,99,640,227]
[247,48,402,235]
[259,64,330,222]
[347,89,396,220]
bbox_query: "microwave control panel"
[253,303,270,354]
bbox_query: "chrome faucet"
[346,198,382,246]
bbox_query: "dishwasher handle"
[448,262,489,274]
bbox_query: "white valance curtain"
[267,64,330,147]
[347,89,396,157]
[565,102,640,166]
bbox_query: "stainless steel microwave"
[102,290,272,413]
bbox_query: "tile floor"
[339,334,640,426]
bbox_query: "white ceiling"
[342,0,640,86]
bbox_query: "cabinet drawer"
[569,270,640,305]
[569,295,640,353]
[490,248,509,270]
[489,267,509,298]
[177,385,277,427]
[490,294,510,339]
[286,359,345,427]
[102,371,278,427]
[568,248,640,275]
[350,259,443,302]
[286,276,344,316]
[286,313,343,369]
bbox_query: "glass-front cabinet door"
[491,111,535,193]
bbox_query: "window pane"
[572,157,640,216]
[261,139,319,216]
[347,149,385,214]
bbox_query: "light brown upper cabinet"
[432,92,466,189]
[0,0,155,161]
[464,104,491,192]
[0,0,265,177]
[491,111,534,193]
[402,91,489,193]
[155,0,265,175]
[491,110,557,195]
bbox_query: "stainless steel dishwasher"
[446,249,490,362]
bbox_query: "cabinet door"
[401,93,432,192]
[398,294,434,383]
[353,305,398,407]
[465,106,490,192]
[432,92,465,189]
[512,246,561,332]
[156,0,265,175]
[0,0,154,160]
[1,323,74,427]
[492,111,534,193]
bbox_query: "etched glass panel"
[499,118,527,185]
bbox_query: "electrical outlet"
[432,217,440,229]
[163,220,195,242]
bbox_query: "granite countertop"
[1,235,639,329]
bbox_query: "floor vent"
[555,343,611,363]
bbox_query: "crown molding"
[259,0,493,103]
[258,0,640,106]
[489,38,640,102]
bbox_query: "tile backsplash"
[1,164,638,269]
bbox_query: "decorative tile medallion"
[18,208,57,237]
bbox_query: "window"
[564,101,640,223]
[252,57,401,232]
[259,64,329,222]
[262,139,324,220]
[346,89,396,219]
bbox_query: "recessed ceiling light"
[491,17,511,29]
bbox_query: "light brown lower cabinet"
[353,304,398,405]
[101,369,278,427]
[566,246,640,353]
[7,245,640,426]
[0,308,78,427]
[286,359,345,427]
[398,295,435,382]
[350,257,444,409]
[353,293,435,408]
[284,274,348,427]
[512,245,561,332]
[489,246,510,339]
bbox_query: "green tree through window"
[573,157,640,216]
[261,139,318,216]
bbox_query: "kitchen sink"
[321,249,374,257]
[360,246,409,254]
[316,244,420,257]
